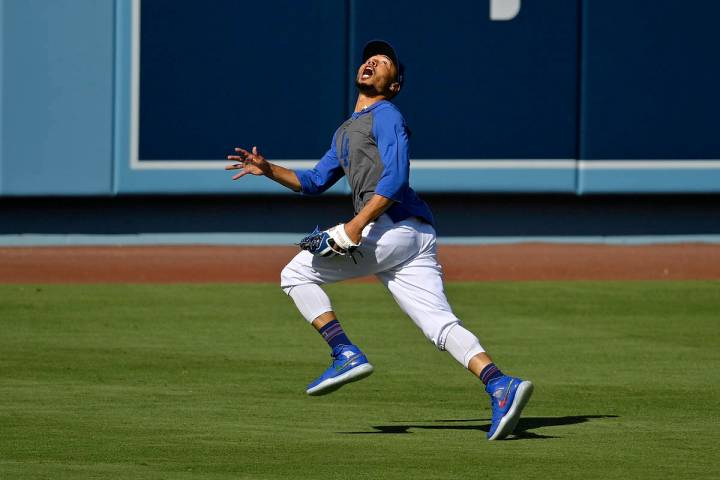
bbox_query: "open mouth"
[361,66,374,79]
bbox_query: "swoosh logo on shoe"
[335,354,362,372]
[498,379,514,409]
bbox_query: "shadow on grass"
[339,415,618,439]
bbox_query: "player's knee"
[280,266,295,293]
[280,262,313,294]
[412,318,462,350]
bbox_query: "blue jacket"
[296,100,435,226]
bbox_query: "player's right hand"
[226,146,270,180]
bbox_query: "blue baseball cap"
[362,40,405,87]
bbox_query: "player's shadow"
[339,415,618,439]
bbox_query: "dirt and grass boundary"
[1,244,719,283]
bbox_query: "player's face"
[355,55,400,97]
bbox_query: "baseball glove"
[297,224,361,261]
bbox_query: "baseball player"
[226,40,533,440]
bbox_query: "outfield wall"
[1,0,719,196]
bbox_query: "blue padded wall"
[2,0,719,196]
[138,0,347,161]
[578,0,720,192]
[0,0,114,195]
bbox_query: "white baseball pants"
[280,215,485,366]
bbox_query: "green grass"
[1,282,718,479]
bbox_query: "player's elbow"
[298,179,322,195]
[296,170,326,195]
[375,180,408,202]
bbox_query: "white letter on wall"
[490,0,521,21]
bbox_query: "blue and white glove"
[297,224,360,259]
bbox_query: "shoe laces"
[330,344,350,358]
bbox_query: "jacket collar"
[351,99,390,119]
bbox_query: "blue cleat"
[306,344,374,396]
[486,375,534,440]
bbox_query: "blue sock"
[318,319,352,350]
[479,363,504,385]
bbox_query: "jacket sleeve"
[372,108,410,202]
[294,133,345,195]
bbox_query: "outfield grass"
[1,282,718,479]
